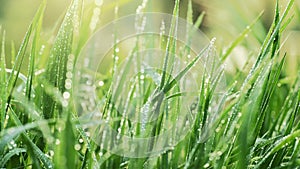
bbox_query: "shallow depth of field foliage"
[0,0,300,168]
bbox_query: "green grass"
[0,0,300,168]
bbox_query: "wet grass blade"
[255,0,294,68]
[43,0,81,119]
[0,119,47,154]
[6,1,46,113]
[54,112,77,169]
[25,2,45,101]
[0,0,299,168]
[163,42,211,93]
[252,55,286,144]
[0,148,27,167]
[0,30,7,131]
[8,107,53,169]
[221,11,264,62]
[255,130,300,168]
[159,0,180,90]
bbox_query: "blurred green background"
[0,0,299,76]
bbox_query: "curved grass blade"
[255,130,300,168]
[0,120,47,154]
[0,148,26,167]
[7,107,53,169]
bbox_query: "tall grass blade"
[43,0,81,119]
[255,0,294,68]
[0,30,7,131]
[54,113,77,169]
[159,0,180,89]
[221,11,264,62]
[6,1,46,113]
[25,2,45,101]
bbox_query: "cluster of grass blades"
[0,0,299,168]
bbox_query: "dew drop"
[204,163,210,168]
[66,79,72,84]
[49,150,54,157]
[116,134,121,140]
[95,0,103,6]
[62,100,68,107]
[65,83,72,90]
[98,81,104,87]
[39,45,45,55]
[55,139,61,145]
[237,112,242,118]
[85,132,91,137]
[63,92,70,99]
[66,72,72,79]
[93,8,101,16]
[67,62,73,70]
[74,144,81,151]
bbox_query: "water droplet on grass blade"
[55,139,61,145]
[74,144,81,151]
[63,92,70,99]
[49,150,54,157]
[74,13,226,158]
[204,163,210,168]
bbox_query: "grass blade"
[8,107,53,169]
[159,0,180,90]
[0,30,7,131]
[255,130,300,168]
[43,0,82,119]
[54,113,77,169]
[0,148,26,167]
[6,1,46,112]
[221,11,264,62]
[25,2,45,101]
